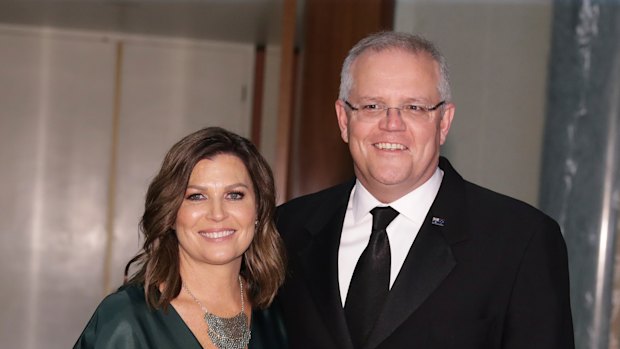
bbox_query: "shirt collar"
[352,167,444,223]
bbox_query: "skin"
[335,49,455,203]
[171,153,256,348]
[175,154,257,270]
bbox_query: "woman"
[75,127,286,349]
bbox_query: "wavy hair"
[125,127,285,309]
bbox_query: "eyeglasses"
[344,100,446,122]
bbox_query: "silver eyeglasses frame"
[343,100,446,120]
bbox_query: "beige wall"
[395,0,553,207]
[0,24,255,349]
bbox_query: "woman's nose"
[205,200,227,221]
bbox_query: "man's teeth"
[200,230,235,238]
[375,142,406,150]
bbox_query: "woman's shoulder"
[73,284,151,349]
[95,283,148,318]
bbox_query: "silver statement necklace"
[182,276,251,349]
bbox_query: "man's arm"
[502,218,575,348]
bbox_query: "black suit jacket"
[275,157,574,349]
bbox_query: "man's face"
[335,49,454,203]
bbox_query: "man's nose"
[381,107,406,130]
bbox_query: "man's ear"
[438,102,455,145]
[335,100,350,143]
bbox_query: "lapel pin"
[431,217,446,227]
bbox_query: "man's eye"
[403,104,422,111]
[361,104,380,110]
[227,191,245,200]
[186,193,205,201]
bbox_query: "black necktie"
[345,206,399,348]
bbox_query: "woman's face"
[175,153,256,269]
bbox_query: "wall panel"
[0,26,116,348]
[0,25,255,349]
[110,35,255,289]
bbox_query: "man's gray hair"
[339,31,451,102]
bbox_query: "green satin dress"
[74,284,287,349]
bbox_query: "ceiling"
[0,1,292,45]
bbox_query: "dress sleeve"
[72,291,144,349]
[73,286,203,349]
[73,308,100,349]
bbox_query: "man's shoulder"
[441,157,553,222]
[275,180,354,236]
[457,180,564,249]
[464,180,550,220]
[278,180,354,213]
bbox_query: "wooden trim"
[285,48,300,200]
[381,0,395,29]
[274,0,297,204]
[251,45,266,145]
[288,0,395,199]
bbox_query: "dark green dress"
[74,284,287,349]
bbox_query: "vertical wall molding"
[251,46,266,146]
[103,40,123,295]
[613,222,620,349]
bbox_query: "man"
[275,31,574,349]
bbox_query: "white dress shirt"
[338,168,444,306]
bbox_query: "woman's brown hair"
[125,127,286,309]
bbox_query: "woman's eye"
[227,191,245,200]
[186,193,205,201]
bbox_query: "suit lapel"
[365,157,469,349]
[297,181,355,349]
